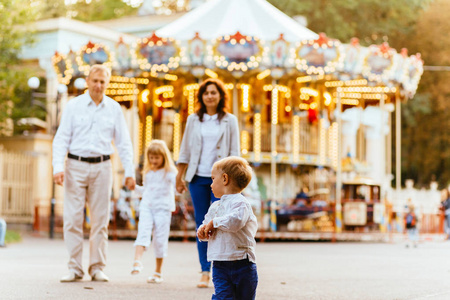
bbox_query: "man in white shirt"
[197,156,258,300]
[53,64,135,282]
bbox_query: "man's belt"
[68,153,111,163]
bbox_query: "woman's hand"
[176,176,188,194]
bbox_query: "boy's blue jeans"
[212,258,258,300]
[189,175,219,272]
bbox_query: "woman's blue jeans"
[189,175,219,272]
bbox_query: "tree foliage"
[268,0,431,46]
[0,0,38,134]
[36,0,139,21]
[399,0,450,187]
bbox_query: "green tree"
[35,0,139,21]
[0,0,38,135]
[68,0,139,22]
[399,0,450,188]
[268,0,431,46]
[35,0,67,19]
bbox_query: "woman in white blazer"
[176,78,240,288]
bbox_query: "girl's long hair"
[142,139,177,178]
[196,78,229,122]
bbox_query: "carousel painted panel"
[76,41,114,76]
[132,33,180,73]
[52,51,73,85]
[213,31,263,78]
[362,42,395,84]
[295,33,343,76]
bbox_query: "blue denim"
[0,218,6,246]
[212,259,258,300]
[189,175,219,272]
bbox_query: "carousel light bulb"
[271,88,278,125]
[145,116,153,147]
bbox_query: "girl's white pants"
[134,206,172,258]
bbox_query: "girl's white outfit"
[133,168,176,258]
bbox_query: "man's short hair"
[213,156,252,190]
[89,64,111,78]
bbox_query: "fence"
[0,147,35,223]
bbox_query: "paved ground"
[1,234,450,300]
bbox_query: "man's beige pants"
[64,158,112,277]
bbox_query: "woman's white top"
[200,193,258,263]
[177,113,240,182]
[134,169,176,212]
[197,113,220,177]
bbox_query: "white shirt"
[196,113,220,177]
[52,93,134,177]
[134,168,176,212]
[201,193,258,263]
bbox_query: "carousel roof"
[156,0,318,42]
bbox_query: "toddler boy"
[197,156,258,300]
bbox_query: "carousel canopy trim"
[155,0,318,42]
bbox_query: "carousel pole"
[380,92,385,187]
[232,79,239,117]
[395,92,401,192]
[335,87,343,234]
[379,92,386,233]
[270,79,278,232]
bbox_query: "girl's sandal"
[131,260,143,275]
[147,272,163,283]
[197,271,210,288]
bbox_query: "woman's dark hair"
[196,78,229,122]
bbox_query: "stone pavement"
[1,234,450,299]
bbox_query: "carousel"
[46,0,423,233]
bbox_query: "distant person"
[130,140,177,284]
[0,218,6,247]
[404,204,419,248]
[53,64,135,282]
[295,186,309,207]
[176,78,240,288]
[197,156,258,300]
[295,187,309,200]
[440,189,450,240]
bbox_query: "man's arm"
[113,104,135,190]
[52,101,73,185]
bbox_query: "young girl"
[131,139,177,283]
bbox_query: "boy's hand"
[197,225,207,240]
[203,220,216,239]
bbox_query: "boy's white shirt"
[134,168,176,212]
[200,193,257,263]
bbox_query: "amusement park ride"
[34,0,424,234]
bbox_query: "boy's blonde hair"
[143,139,177,176]
[213,156,252,191]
